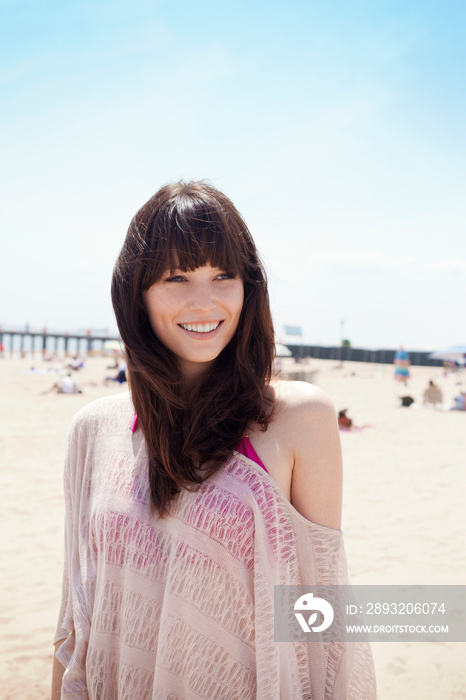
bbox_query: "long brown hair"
[111,181,276,518]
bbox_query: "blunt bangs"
[138,187,253,291]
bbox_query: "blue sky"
[2,0,465,349]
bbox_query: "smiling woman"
[143,265,244,377]
[51,180,376,699]
[110,181,275,515]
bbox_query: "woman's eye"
[217,272,236,280]
[165,275,186,282]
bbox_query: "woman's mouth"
[178,321,222,334]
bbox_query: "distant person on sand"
[338,409,371,431]
[42,372,82,395]
[451,392,466,411]
[394,346,410,385]
[66,355,85,371]
[338,409,353,430]
[51,181,375,699]
[103,359,127,384]
[423,380,443,408]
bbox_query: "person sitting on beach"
[338,409,371,432]
[423,380,443,408]
[451,392,466,411]
[42,372,82,395]
[103,360,127,384]
[66,355,85,371]
[338,409,353,430]
[51,181,376,699]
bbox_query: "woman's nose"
[189,282,216,310]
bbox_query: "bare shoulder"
[270,380,343,530]
[271,378,336,414]
[270,379,338,437]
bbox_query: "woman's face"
[143,264,244,378]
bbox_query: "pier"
[0,324,444,367]
[0,325,120,357]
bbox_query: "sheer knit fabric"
[53,392,376,699]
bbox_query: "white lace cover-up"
[53,392,376,699]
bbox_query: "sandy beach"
[1,354,465,699]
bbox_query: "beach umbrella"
[275,342,292,357]
[428,345,466,364]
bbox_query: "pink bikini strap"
[236,435,269,474]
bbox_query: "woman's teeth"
[180,322,220,333]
